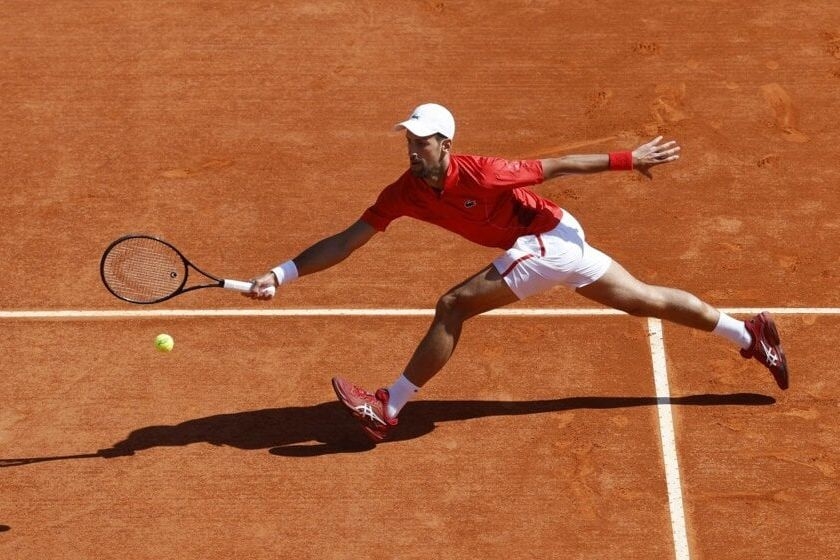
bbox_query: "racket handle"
[223,279,276,297]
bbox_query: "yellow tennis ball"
[154,333,174,352]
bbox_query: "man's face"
[405,131,450,180]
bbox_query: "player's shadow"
[0,392,775,466]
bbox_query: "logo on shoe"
[760,340,780,366]
[354,403,386,426]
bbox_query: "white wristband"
[271,260,299,286]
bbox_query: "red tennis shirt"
[361,154,563,249]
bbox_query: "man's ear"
[441,138,452,152]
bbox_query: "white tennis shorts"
[492,210,613,299]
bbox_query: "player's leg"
[332,264,518,441]
[575,258,789,389]
[402,264,518,387]
[574,259,720,330]
[500,209,787,390]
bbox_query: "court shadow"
[0,392,775,466]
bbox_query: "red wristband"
[609,151,634,171]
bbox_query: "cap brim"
[394,120,440,137]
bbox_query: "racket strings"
[102,238,187,303]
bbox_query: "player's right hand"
[244,272,277,300]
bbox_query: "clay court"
[2,2,839,559]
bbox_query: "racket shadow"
[0,392,775,466]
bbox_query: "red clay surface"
[2,2,839,559]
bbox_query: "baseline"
[0,307,838,320]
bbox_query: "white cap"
[394,103,455,140]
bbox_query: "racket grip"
[223,279,276,297]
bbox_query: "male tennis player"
[246,103,789,442]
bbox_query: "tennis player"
[246,103,789,442]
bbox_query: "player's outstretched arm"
[540,136,680,180]
[244,219,378,300]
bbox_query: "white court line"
[0,307,838,319]
[647,318,690,560]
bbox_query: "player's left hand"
[632,136,680,178]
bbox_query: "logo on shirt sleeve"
[464,199,477,208]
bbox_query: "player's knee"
[435,290,472,324]
[435,291,461,320]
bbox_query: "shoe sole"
[361,426,387,442]
[759,312,789,390]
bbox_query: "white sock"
[713,312,752,349]
[386,374,420,418]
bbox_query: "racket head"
[100,235,190,304]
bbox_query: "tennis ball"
[154,333,174,352]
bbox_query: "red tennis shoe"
[740,312,789,390]
[331,377,398,442]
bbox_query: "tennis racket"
[100,234,274,304]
